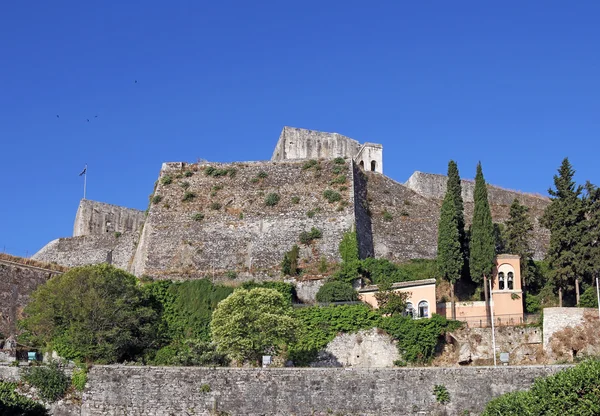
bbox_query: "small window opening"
[359,160,365,169]
[508,272,514,290]
[405,302,414,318]
[370,160,376,171]
[418,301,429,318]
[498,272,505,290]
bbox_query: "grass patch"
[323,189,341,203]
[383,210,393,222]
[302,159,318,170]
[192,212,205,221]
[265,193,280,206]
[299,227,322,244]
[210,202,222,210]
[182,191,196,202]
[152,195,163,204]
[291,196,300,204]
[160,175,173,186]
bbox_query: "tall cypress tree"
[469,162,496,319]
[437,161,464,319]
[540,158,586,306]
[505,199,534,287]
[582,182,600,285]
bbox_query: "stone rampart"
[73,199,145,237]
[271,126,361,162]
[0,255,63,336]
[131,160,355,280]
[542,307,594,351]
[33,232,139,271]
[77,365,569,416]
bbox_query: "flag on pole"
[79,166,87,176]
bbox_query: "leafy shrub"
[20,265,159,364]
[434,385,450,404]
[332,165,345,175]
[212,185,223,192]
[0,381,48,415]
[330,175,347,185]
[182,191,196,202]
[250,177,259,184]
[281,245,300,277]
[316,281,357,303]
[210,202,222,210]
[299,227,322,244]
[160,175,173,185]
[151,340,229,367]
[334,157,346,164]
[302,159,318,170]
[114,232,122,238]
[579,286,598,308]
[241,281,296,305]
[192,212,205,221]
[379,314,462,364]
[204,166,236,177]
[152,195,163,204]
[339,186,348,192]
[265,193,280,206]
[257,171,268,179]
[71,365,87,392]
[289,304,381,366]
[291,196,300,204]
[184,170,193,177]
[179,181,190,189]
[323,190,341,203]
[482,359,600,415]
[306,210,316,218]
[382,210,393,222]
[199,384,211,393]
[318,256,328,273]
[22,362,70,403]
[226,271,237,279]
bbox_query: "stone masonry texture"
[542,307,589,351]
[74,365,569,416]
[73,199,145,237]
[0,256,63,336]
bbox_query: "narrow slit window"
[371,160,376,171]
[508,272,514,290]
[498,272,505,290]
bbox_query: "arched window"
[418,301,429,318]
[371,160,376,171]
[359,160,365,169]
[498,272,505,290]
[507,272,514,290]
[405,302,414,318]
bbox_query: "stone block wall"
[0,256,63,336]
[543,307,591,351]
[131,160,355,280]
[271,126,361,162]
[77,365,569,416]
[73,199,145,237]
[33,233,139,271]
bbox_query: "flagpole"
[83,164,87,200]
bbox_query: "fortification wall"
[131,160,355,280]
[76,365,568,416]
[0,255,63,336]
[73,199,145,237]
[271,126,361,162]
[372,172,550,261]
[33,232,139,271]
[542,307,595,351]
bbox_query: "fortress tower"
[271,126,383,174]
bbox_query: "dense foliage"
[289,304,380,365]
[151,339,229,366]
[22,362,70,403]
[579,285,598,308]
[380,314,461,364]
[241,281,296,304]
[316,281,357,303]
[0,382,47,416]
[469,163,496,307]
[483,359,600,415]
[504,199,535,285]
[211,288,298,364]
[541,158,587,305]
[20,264,159,363]
[281,244,300,276]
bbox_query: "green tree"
[469,162,496,318]
[281,244,300,276]
[504,199,534,287]
[437,161,464,319]
[540,158,586,306]
[374,280,410,317]
[582,181,600,287]
[211,288,298,365]
[20,264,158,363]
[334,230,361,283]
[316,281,357,303]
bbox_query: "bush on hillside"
[316,281,358,303]
[0,382,48,415]
[579,285,598,308]
[482,359,600,415]
[22,362,70,403]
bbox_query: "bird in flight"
[86,119,90,122]
[134,80,138,83]
[56,115,59,118]
[95,115,98,118]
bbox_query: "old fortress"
[33,126,550,282]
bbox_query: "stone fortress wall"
[32,126,551,277]
[73,199,145,237]
[0,255,65,336]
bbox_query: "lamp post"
[489,279,497,367]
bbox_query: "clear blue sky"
[1,1,599,257]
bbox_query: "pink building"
[358,255,525,327]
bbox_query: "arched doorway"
[359,160,364,169]
[370,160,376,171]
